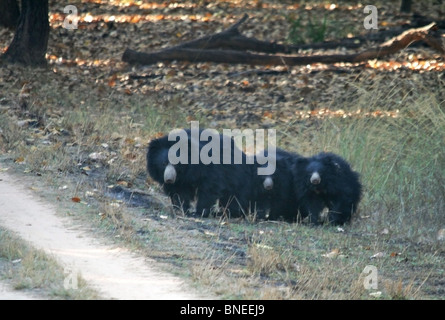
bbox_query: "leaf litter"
[0,0,444,299]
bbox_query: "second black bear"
[253,148,300,222]
[293,152,362,225]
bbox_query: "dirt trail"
[0,282,38,300]
[0,171,212,300]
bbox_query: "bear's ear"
[295,157,308,168]
[322,154,341,171]
[333,161,341,172]
[148,138,161,149]
[327,157,341,172]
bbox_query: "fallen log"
[122,19,444,66]
[131,14,305,55]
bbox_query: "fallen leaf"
[110,132,123,140]
[124,150,137,160]
[85,190,95,197]
[14,156,25,163]
[263,111,273,119]
[437,229,445,241]
[131,15,141,24]
[254,243,273,250]
[88,152,107,161]
[108,74,117,87]
[117,180,129,187]
[369,291,382,298]
[370,252,386,259]
[322,248,340,258]
[71,197,81,203]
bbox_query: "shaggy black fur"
[253,148,300,222]
[293,152,362,225]
[146,129,254,218]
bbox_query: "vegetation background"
[0,0,444,299]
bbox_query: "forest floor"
[0,0,444,300]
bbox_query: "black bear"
[146,129,254,218]
[293,152,362,225]
[253,148,300,222]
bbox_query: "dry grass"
[0,8,444,297]
[384,278,419,300]
[1,69,444,300]
[0,227,100,299]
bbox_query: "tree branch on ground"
[122,15,445,67]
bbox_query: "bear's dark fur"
[293,152,362,225]
[253,148,300,222]
[146,129,254,218]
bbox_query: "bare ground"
[0,281,39,300]
[0,171,214,300]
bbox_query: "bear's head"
[296,152,342,193]
[147,137,184,185]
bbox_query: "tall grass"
[292,75,445,239]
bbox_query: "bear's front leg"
[299,193,325,225]
[327,200,354,225]
[170,193,191,213]
[166,187,194,214]
[195,190,219,218]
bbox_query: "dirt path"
[0,171,212,300]
[0,282,39,300]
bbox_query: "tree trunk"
[400,0,412,13]
[0,0,20,29]
[2,0,49,66]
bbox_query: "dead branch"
[122,16,444,66]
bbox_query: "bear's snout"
[310,172,321,185]
[263,176,274,190]
[164,163,177,184]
